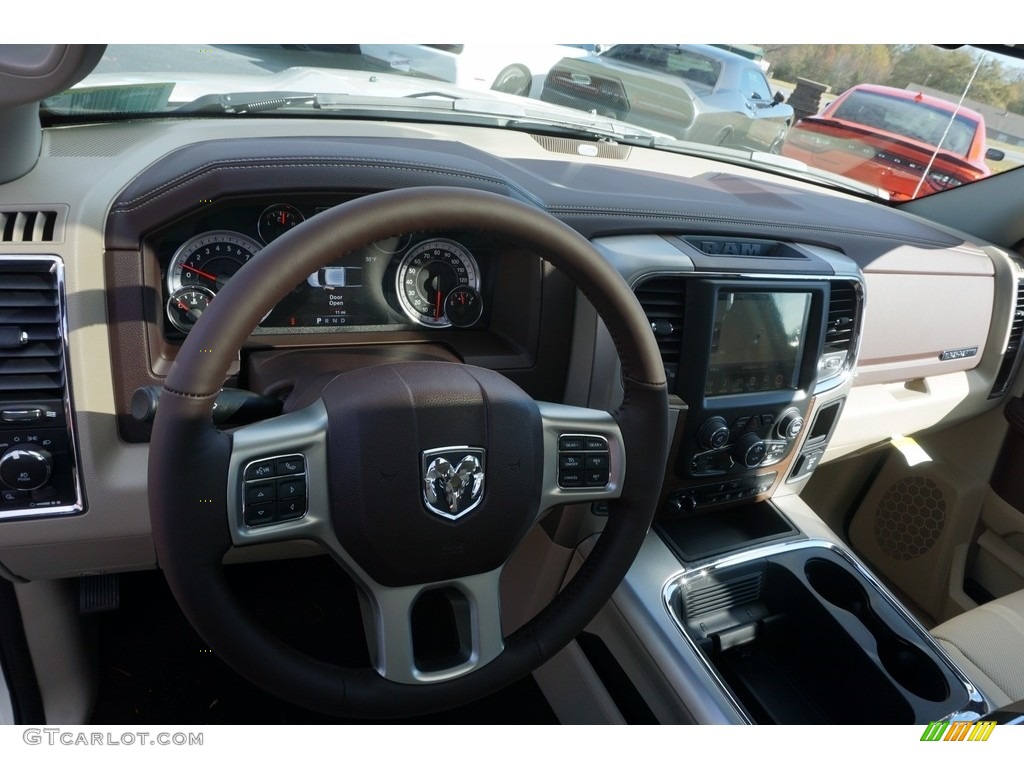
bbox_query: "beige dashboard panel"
[855,244,994,386]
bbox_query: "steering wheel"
[148,187,669,718]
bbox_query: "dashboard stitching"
[110,157,544,213]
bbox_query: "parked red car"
[782,83,1005,200]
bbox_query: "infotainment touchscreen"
[705,291,812,396]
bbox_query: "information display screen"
[705,291,812,396]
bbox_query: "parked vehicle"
[357,44,587,99]
[540,43,793,152]
[782,83,1006,200]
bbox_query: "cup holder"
[804,558,948,702]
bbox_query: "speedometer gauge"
[395,239,480,327]
[166,230,263,295]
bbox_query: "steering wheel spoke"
[227,399,332,546]
[347,566,506,685]
[537,401,626,513]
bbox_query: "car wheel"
[147,186,669,718]
[491,64,531,97]
[769,123,790,154]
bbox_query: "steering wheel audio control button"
[278,498,307,520]
[278,478,305,499]
[245,483,276,504]
[244,502,276,527]
[245,460,276,481]
[242,453,308,528]
[276,457,305,475]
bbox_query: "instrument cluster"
[158,200,488,336]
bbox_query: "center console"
[533,235,991,724]
[626,240,860,517]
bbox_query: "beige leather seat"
[931,589,1024,709]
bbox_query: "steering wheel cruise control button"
[557,433,611,489]
[559,453,584,470]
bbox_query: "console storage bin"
[668,545,971,723]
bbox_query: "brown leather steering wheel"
[148,187,668,718]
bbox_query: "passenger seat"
[930,589,1024,709]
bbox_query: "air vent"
[0,261,65,400]
[1,210,59,243]
[818,280,859,382]
[990,278,1024,398]
[634,276,686,391]
[825,282,857,351]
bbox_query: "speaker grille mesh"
[874,476,946,561]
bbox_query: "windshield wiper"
[175,91,318,114]
[314,92,667,145]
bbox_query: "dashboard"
[0,117,1016,565]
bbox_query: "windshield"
[44,43,1024,201]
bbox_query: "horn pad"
[322,361,543,587]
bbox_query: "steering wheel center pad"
[323,361,543,587]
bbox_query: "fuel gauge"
[444,286,483,328]
[167,286,216,333]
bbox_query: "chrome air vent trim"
[0,255,84,522]
[633,275,686,392]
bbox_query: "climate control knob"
[698,417,730,450]
[733,433,767,468]
[0,446,53,491]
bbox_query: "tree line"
[762,45,1024,114]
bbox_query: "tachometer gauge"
[166,286,215,333]
[166,231,263,295]
[395,238,480,327]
